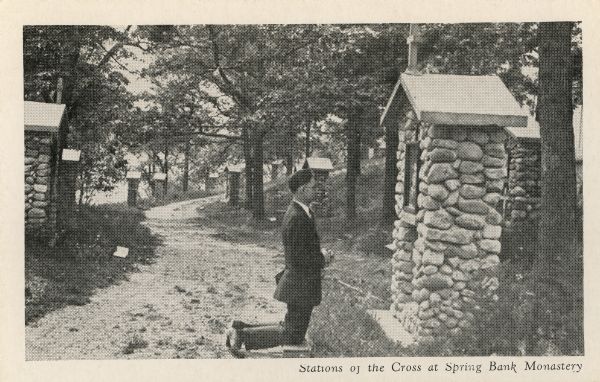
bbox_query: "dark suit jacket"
[273,201,325,306]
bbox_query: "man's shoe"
[225,328,245,358]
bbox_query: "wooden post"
[59,149,81,229]
[126,171,141,207]
[152,172,167,199]
[229,172,241,206]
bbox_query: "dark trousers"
[242,304,313,350]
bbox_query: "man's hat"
[289,168,313,193]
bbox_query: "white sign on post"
[113,246,129,258]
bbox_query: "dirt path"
[25,196,286,360]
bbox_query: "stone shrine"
[24,101,67,236]
[380,73,527,341]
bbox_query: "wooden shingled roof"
[303,157,334,171]
[25,101,66,132]
[381,73,528,128]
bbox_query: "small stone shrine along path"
[25,196,286,360]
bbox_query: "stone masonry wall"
[25,131,56,232]
[391,121,507,341]
[505,138,541,224]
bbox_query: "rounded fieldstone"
[440,264,453,275]
[445,243,478,259]
[418,309,436,320]
[428,163,458,183]
[481,255,501,269]
[483,155,505,168]
[452,270,468,282]
[398,280,415,294]
[423,318,442,329]
[25,149,39,157]
[479,239,501,254]
[420,195,441,210]
[37,169,51,177]
[395,182,404,194]
[27,218,47,224]
[38,154,51,163]
[395,227,418,242]
[421,136,432,149]
[430,148,457,163]
[33,184,48,193]
[486,179,505,192]
[459,161,484,174]
[445,179,460,191]
[33,193,46,201]
[457,198,489,215]
[28,208,46,218]
[510,186,527,196]
[485,168,507,179]
[425,240,448,252]
[460,173,486,184]
[25,157,35,165]
[484,143,506,158]
[423,265,438,275]
[425,227,473,245]
[412,288,430,302]
[431,139,458,150]
[443,191,459,207]
[437,288,453,300]
[429,292,442,305]
[32,201,48,208]
[452,281,467,291]
[482,192,502,206]
[424,210,453,230]
[37,163,50,170]
[25,184,33,193]
[511,210,527,220]
[396,260,414,273]
[457,142,484,161]
[422,250,445,266]
[459,259,481,273]
[459,185,486,199]
[428,184,450,201]
[419,274,454,290]
[24,165,32,173]
[445,317,459,329]
[482,225,502,239]
[446,207,462,216]
[26,177,35,185]
[454,213,486,230]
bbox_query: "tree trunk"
[346,118,360,221]
[286,126,294,175]
[182,139,190,193]
[382,118,399,226]
[163,138,169,196]
[242,126,254,209]
[530,22,580,354]
[305,122,312,159]
[252,130,265,220]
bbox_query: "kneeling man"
[226,169,328,356]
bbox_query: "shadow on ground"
[25,204,162,325]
